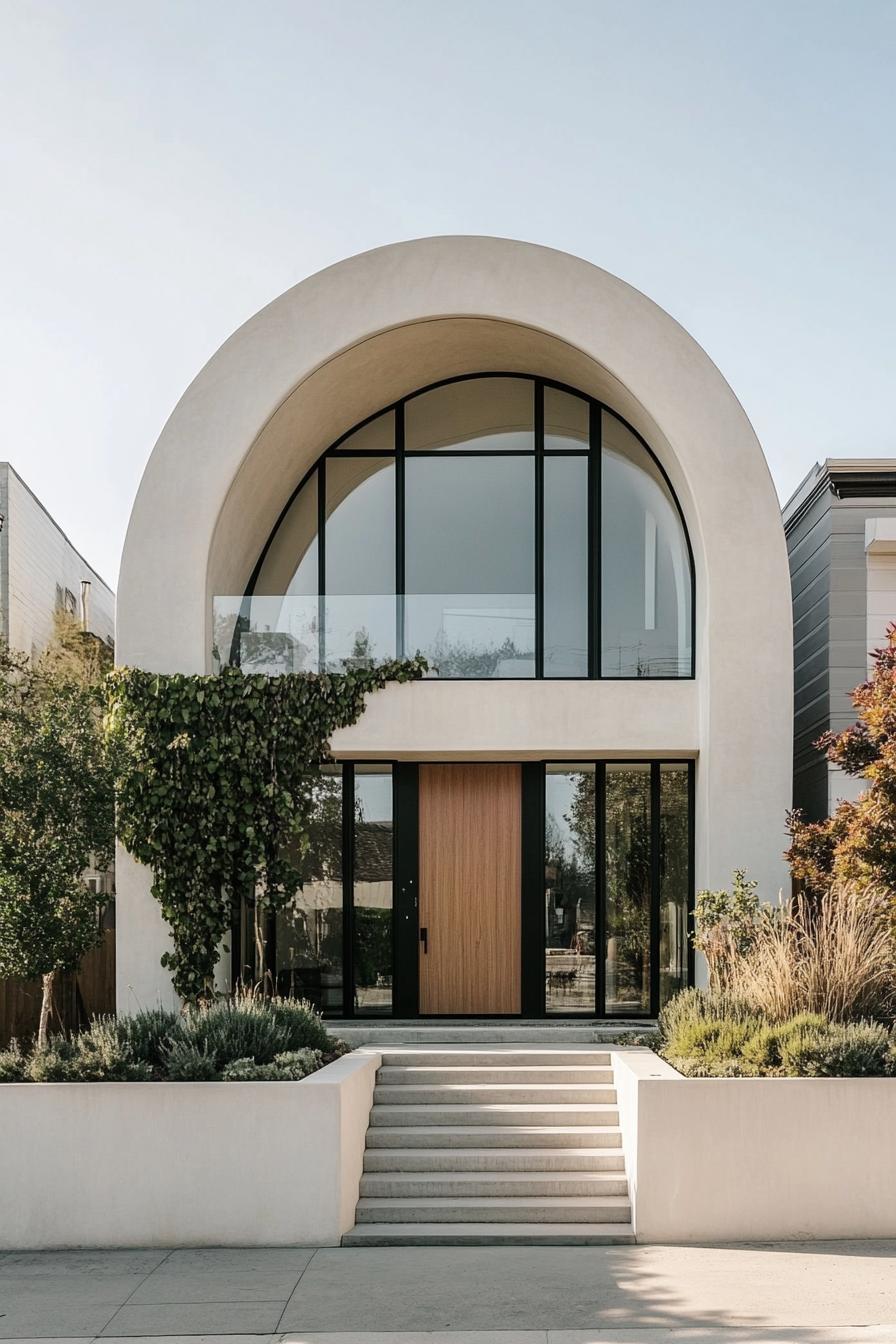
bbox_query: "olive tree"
[0,622,114,1047]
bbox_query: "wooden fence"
[0,929,115,1047]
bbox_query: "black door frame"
[233,757,695,1019]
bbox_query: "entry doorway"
[417,764,521,1014]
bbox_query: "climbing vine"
[107,658,426,1004]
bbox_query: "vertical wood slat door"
[418,764,521,1014]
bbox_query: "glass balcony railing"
[213,595,537,679]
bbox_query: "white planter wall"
[613,1048,896,1242]
[0,1051,379,1249]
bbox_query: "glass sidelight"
[604,764,652,1015]
[353,766,394,1014]
[273,765,344,1013]
[544,759,693,1016]
[544,766,596,1012]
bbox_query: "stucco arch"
[117,237,792,1009]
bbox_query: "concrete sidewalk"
[0,1242,895,1341]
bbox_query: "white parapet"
[612,1048,896,1242]
[0,1050,380,1249]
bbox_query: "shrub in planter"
[163,1040,220,1082]
[740,1013,828,1073]
[780,1021,895,1078]
[166,993,330,1073]
[0,992,345,1083]
[222,1049,322,1081]
[27,1027,152,1082]
[659,987,896,1077]
[116,1008,180,1071]
[0,1040,26,1081]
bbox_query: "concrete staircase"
[342,1046,634,1246]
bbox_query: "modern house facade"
[116,236,793,1020]
[0,461,114,657]
[784,458,896,820]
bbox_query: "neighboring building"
[0,461,114,657]
[116,236,793,1019]
[0,462,116,1045]
[784,459,896,821]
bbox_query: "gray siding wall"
[787,485,896,821]
[788,486,831,820]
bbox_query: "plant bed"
[0,993,349,1083]
[657,988,896,1079]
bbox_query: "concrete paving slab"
[0,1306,118,1339]
[129,1248,314,1304]
[0,1252,167,1278]
[162,1250,312,1273]
[278,1243,896,1333]
[278,1335,546,1343]
[102,1336,274,1344]
[97,1302,286,1336]
[548,1330,896,1342]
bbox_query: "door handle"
[420,926,428,955]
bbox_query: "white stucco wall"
[614,1050,896,1242]
[116,237,793,1007]
[0,1051,378,1249]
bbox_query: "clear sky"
[1,0,894,587]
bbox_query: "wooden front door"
[418,764,521,1014]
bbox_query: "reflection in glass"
[354,767,393,1014]
[405,455,535,676]
[275,767,343,1014]
[545,767,596,1012]
[544,456,588,677]
[660,764,690,1004]
[601,412,692,677]
[545,387,589,451]
[325,457,395,670]
[605,764,651,1014]
[406,377,533,453]
[234,473,319,674]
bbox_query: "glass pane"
[354,767,393,1015]
[332,409,395,453]
[601,411,692,677]
[405,455,535,677]
[659,764,690,1005]
[275,767,343,1015]
[325,457,396,670]
[545,766,596,1013]
[545,387,589,451]
[605,764,651,1014]
[238,594,320,675]
[254,472,318,597]
[544,456,588,677]
[406,377,533,452]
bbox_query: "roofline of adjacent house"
[782,457,896,533]
[0,461,115,597]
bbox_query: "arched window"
[225,375,694,679]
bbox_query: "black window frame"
[234,373,696,681]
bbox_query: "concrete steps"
[373,1083,618,1105]
[365,1124,623,1148]
[342,1046,634,1246]
[343,1221,634,1246]
[331,1020,650,1046]
[362,1146,625,1171]
[359,1170,630,1197]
